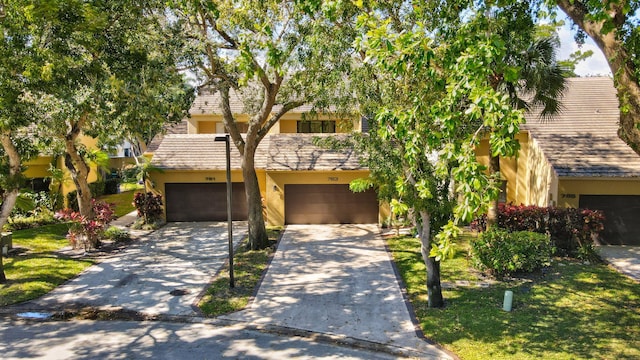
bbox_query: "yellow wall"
[557,179,640,208]
[23,156,54,179]
[524,136,557,206]
[198,121,217,134]
[476,132,558,207]
[265,170,379,226]
[279,120,298,133]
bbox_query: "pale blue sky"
[557,22,612,77]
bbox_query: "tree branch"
[219,86,246,155]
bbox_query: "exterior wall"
[23,156,54,179]
[524,136,558,206]
[279,119,298,133]
[265,170,379,226]
[557,178,640,208]
[189,114,251,134]
[476,132,557,207]
[198,121,217,134]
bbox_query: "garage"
[284,184,378,224]
[165,183,248,222]
[579,195,640,245]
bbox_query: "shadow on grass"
[388,235,640,359]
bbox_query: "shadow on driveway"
[12,222,247,316]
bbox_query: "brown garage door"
[165,183,247,222]
[579,195,640,245]
[285,184,378,224]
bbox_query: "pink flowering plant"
[55,199,116,251]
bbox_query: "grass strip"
[98,190,139,218]
[0,223,94,306]
[199,228,281,316]
[387,233,640,360]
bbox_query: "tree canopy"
[172,0,358,249]
[21,0,193,218]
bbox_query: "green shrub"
[471,229,555,277]
[89,181,105,197]
[6,211,60,231]
[471,204,605,257]
[103,226,131,243]
[104,178,120,195]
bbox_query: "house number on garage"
[328,177,338,181]
[561,194,576,199]
[205,177,215,181]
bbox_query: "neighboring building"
[149,89,382,227]
[477,77,640,245]
[23,135,102,200]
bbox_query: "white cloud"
[557,23,612,77]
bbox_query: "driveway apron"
[597,245,640,282]
[222,224,451,359]
[15,222,247,316]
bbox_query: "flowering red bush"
[55,199,115,251]
[471,204,605,257]
[133,192,163,224]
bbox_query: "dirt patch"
[55,239,135,259]
[51,307,158,321]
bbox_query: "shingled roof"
[145,120,188,153]
[265,134,364,171]
[151,133,365,171]
[522,77,640,178]
[190,88,315,115]
[151,134,270,170]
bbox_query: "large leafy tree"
[172,0,356,249]
[353,2,524,307]
[0,2,41,283]
[549,1,640,153]
[26,0,192,220]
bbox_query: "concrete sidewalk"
[222,224,452,359]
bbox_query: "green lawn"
[199,228,281,316]
[98,189,139,218]
[0,223,94,306]
[387,233,640,360]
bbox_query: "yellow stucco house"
[150,77,640,245]
[149,89,382,227]
[478,77,640,245]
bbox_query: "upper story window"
[297,120,336,133]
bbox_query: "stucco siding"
[525,136,557,206]
[24,156,54,179]
[558,179,640,208]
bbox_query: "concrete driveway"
[14,222,247,316]
[597,245,640,282]
[222,224,452,359]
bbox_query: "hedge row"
[471,204,605,257]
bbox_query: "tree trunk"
[418,209,444,308]
[486,153,500,230]
[63,117,94,219]
[557,0,640,155]
[242,146,269,250]
[0,131,22,283]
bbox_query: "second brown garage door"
[579,195,640,245]
[165,183,247,222]
[284,184,378,224]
